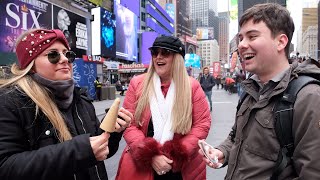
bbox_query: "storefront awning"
[118,68,147,73]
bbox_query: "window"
[141,12,146,22]
[141,0,146,8]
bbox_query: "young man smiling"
[200,3,320,179]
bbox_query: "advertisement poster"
[165,3,175,20]
[73,59,97,99]
[213,61,221,78]
[0,0,52,52]
[185,54,201,68]
[53,5,88,58]
[100,8,116,58]
[196,27,214,40]
[114,1,138,61]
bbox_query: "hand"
[151,155,173,175]
[114,107,133,133]
[199,147,224,169]
[90,132,110,161]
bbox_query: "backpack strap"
[271,75,320,180]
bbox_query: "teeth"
[244,53,255,60]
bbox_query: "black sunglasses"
[46,50,76,64]
[150,48,173,58]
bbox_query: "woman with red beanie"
[0,28,133,180]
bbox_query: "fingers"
[163,156,173,164]
[152,155,172,175]
[119,108,133,121]
[114,108,133,132]
[90,132,110,161]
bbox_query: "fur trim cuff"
[130,137,161,170]
[162,138,188,172]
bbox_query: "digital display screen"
[100,8,116,57]
[114,1,138,61]
[185,54,201,68]
[141,32,159,65]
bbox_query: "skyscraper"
[190,0,218,35]
[238,0,286,20]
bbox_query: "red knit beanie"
[16,29,70,69]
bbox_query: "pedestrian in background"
[0,28,133,180]
[94,76,102,101]
[200,66,215,112]
[200,3,320,179]
[115,80,125,96]
[116,35,211,180]
[235,70,246,96]
[215,74,222,89]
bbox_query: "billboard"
[114,1,138,61]
[119,0,140,17]
[73,59,97,99]
[165,3,175,20]
[53,5,88,58]
[101,8,116,57]
[213,62,221,78]
[185,54,201,68]
[0,0,52,52]
[141,32,158,65]
[196,27,214,40]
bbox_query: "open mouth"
[156,62,166,66]
[243,53,255,60]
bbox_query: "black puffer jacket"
[0,86,122,180]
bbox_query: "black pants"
[154,171,183,180]
[95,87,101,101]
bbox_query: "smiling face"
[238,19,287,79]
[151,48,174,83]
[33,41,73,81]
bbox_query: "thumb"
[163,156,173,164]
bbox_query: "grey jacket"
[217,59,320,180]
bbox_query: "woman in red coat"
[116,36,211,180]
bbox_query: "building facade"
[238,0,286,22]
[218,12,230,64]
[198,40,220,67]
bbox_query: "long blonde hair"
[0,30,72,142]
[134,54,192,134]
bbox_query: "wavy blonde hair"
[134,54,192,134]
[0,29,72,142]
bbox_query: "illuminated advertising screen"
[165,3,175,20]
[100,8,116,57]
[114,1,138,61]
[141,32,159,65]
[196,27,214,40]
[120,0,140,16]
[0,0,52,52]
[185,54,200,68]
[53,6,88,57]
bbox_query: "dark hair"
[239,3,294,57]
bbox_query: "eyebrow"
[239,29,260,37]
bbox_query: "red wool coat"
[116,74,211,180]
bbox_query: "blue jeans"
[205,91,212,110]
[237,83,242,96]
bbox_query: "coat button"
[45,130,50,135]
[265,120,269,124]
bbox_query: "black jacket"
[0,86,122,180]
[200,74,215,92]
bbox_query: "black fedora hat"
[149,35,185,57]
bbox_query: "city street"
[94,88,239,180]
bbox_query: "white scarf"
[149,73,175,144]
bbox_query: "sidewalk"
[92,94,126,117]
